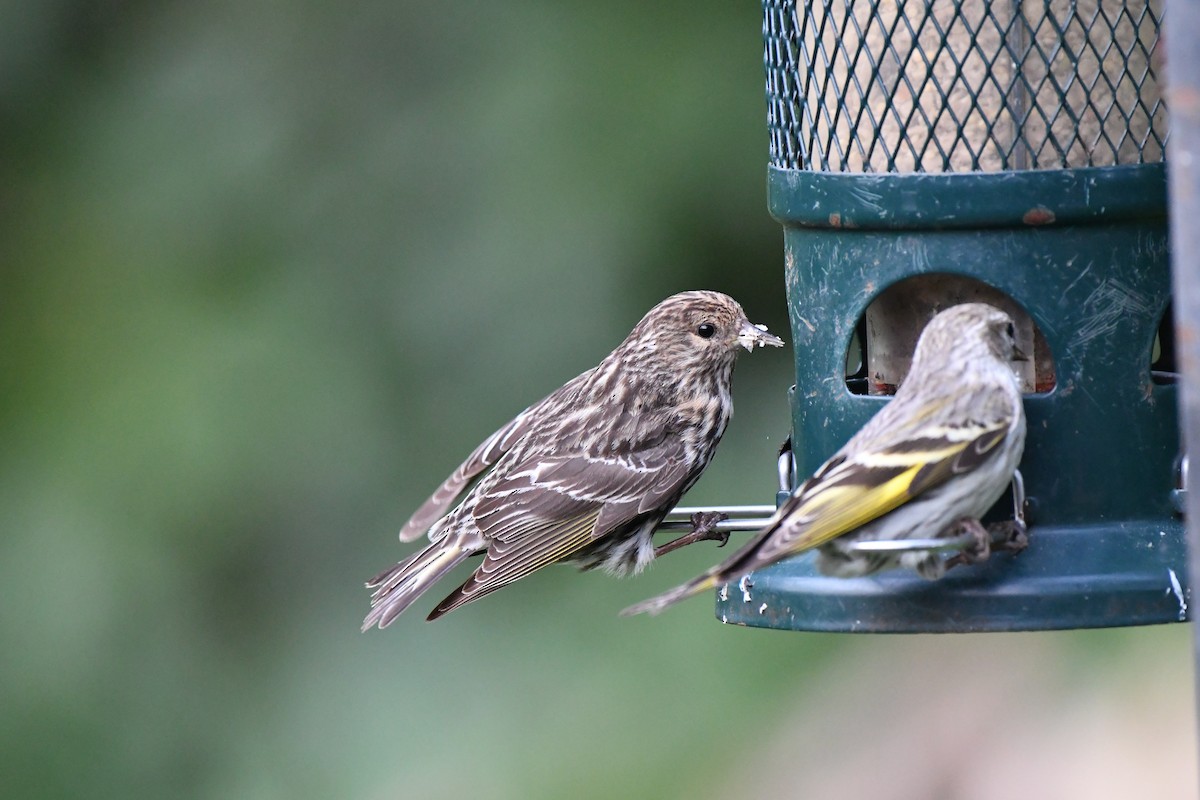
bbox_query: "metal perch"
[660,445,1027,557]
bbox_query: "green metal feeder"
[706,0,1184,632]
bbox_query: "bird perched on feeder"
[362,290,784,628]
[623,302,1027,617]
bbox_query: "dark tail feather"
[424,574,498,622]
[362,540,471,630]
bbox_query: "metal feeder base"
[713,521,1189,633]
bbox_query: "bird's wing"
[750,419,1011,564]
[397,374,588,542]
[426,443,691,617]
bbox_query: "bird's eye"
[696,323,716,339]
[1005,322,1015,339]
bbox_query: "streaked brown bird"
[623,302,1027,616]
[362,290,783,627]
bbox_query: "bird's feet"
[654,511,730,558]
[943,511,1029,572]
[942,517,991,571]
[985,517,1029,555]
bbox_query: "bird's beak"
[737,320,785,352]
[1012,344,1029,362]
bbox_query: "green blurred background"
[1,1,1194,798]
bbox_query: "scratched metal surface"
[779,164,1175,529]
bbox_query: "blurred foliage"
[0,1,1192,799]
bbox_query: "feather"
[396,379,584,542]
[426,508,603,620]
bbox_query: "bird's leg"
[942,517,991,570]
[654,511,730,558]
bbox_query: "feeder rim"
[768,162,1167,231]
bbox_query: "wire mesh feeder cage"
[699,0,1184,632]
[766,0,1166,173]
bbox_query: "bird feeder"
[705,0,1184,632]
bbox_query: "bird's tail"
[362,540,472,630]
[619,572,722,617]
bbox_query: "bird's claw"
[944,512,1029,571]
[654,511,731,558]
[986,518,1029,555]
[942,518,991,570]
[690,511,731,547]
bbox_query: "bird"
[622,302,1028,617]
[362,290,784,628]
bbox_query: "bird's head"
[626,291,784,372]
[914,302,1027,369]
